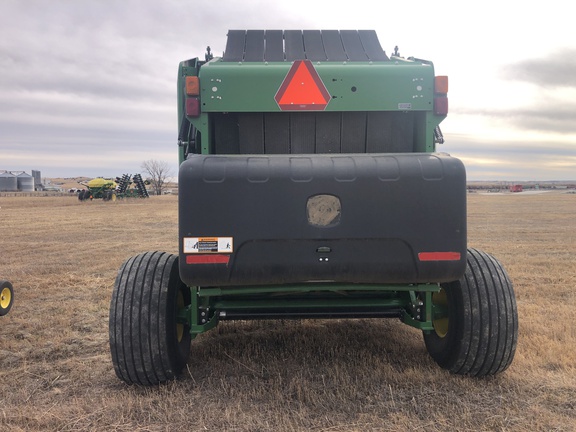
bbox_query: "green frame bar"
[180,283,441,335]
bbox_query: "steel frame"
[177,283,441,338]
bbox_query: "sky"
[1,0,575,181]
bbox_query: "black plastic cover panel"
[222,30,389,62]
[179,153,466,287]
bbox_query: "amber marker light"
[435,76,448,94]
[186,76,200,96]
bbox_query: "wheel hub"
[432,288,449,338]
[1,287,11,309]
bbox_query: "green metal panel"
[199,59,436,112]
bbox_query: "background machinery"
[78,174,149,201]
[0,280,14,316]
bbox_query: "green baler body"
[175,30,463,331]
[108,31,518,386]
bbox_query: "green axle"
[178,283,441,337]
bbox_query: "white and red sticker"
[183,237,233,254]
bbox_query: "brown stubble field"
[0,191,575,431]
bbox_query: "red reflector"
[185,98,200,117]
[275,60,331,111]
[418,252,461,261]
[434,97,448,115]
[186,254,230,265]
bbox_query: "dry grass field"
[1,191,575,431]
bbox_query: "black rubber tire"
[109,251,191,385]
[0,280,14,316]
[424,248,518,376]
[78,190,85,201]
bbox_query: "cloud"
[1,0,574,181]
[501,106,576,135]
[0,0,310,178]
[501,49,576,88]
[442,133,576,181]
[447,50,576,136]
[452,51,576,136]
[454,102,576,135]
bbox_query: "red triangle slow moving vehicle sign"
[275,60,331,111]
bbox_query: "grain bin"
[32,170,42,190]
[0,171,18,192]
[16,172,35,192]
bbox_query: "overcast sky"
[1,0,575,181]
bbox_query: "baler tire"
[0,280,14,316]
[423,248,518,376]
[109,251,191,385]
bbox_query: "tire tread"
[424,248,518,377]
[109,251,190,385]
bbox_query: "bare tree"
[141,160,173,196]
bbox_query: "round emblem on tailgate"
[307,194,341,227]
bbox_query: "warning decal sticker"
[183,237,233,254]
